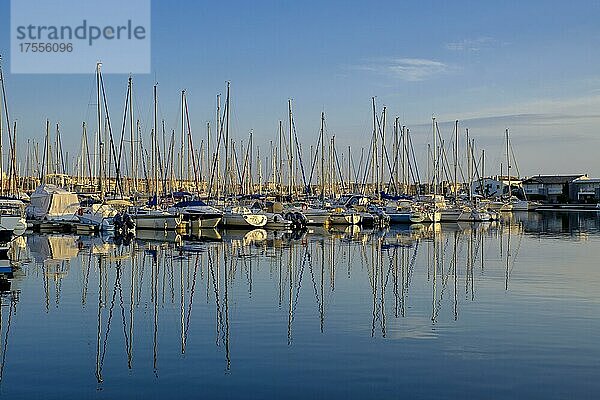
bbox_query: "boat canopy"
[380,192,413,201]
[26,184,80,220]
[172,200,208,208]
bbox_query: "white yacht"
[329,207,362,225]
[222,206,267,228]
[130,207,184,230]
[263,213,294,230]
[297,205,330,225]
[0,199,27,240]
[168,200,223,229]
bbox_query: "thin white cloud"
[441,94,600,122]
[445,37,495,52]
[351,58,449,82]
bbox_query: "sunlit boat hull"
[329,212,361,225]
[302,209,331,225]
[222,213,267,228]
[131,210,183,230]
[388,211,425,224]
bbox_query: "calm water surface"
[0,211,598,399]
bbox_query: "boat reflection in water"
[20,221,513,376]
[1,211,597,398]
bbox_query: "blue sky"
[1,0,600,176]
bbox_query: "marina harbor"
[1,1,599,398]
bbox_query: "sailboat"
[129,82,183,231]
[503,129,539,211]
[0,62,30,238]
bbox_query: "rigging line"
[207,93,229,198]
[184,253,200,339]
[307,123,322,194]
[332,139,346,190]
[116,79,131,181]
[99,72,124,196]
[374,112,398,194]
[291,118,309,192]
[184,96,202,196]
[100,265,121,369]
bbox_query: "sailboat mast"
[224,82,230,197]
[278,120,283,194]
[380,107,386,193]
[128,76,135,194]
[288,99,293,198]
[454,120,458,198]
[180,90,185,188]
[506,128,511,198]
[153,83,158,204]
[216,94,221,198]
[96,63,104,199]
[394,117,399,194]
[432,117,437,196]
[320,112,325,199]
[371,97,377,198]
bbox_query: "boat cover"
[26,184,80,220]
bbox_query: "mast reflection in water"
[0,212,598,399]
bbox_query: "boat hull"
[329,213,361,225]
[187,216,222,230]
[222,213,267,228]
[132,213,183,230]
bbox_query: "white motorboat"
[263,213,293,230]
[168,200,223,229]
[298,206,331,225]
[222,206,267,228]
[440,207,463,222]
[78,203,119,231]
[385,201,426,224]
[329,208,361,225]
[0,199,27,240]
[130,207,184,230]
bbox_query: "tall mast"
[153,83,158,204]
[506,128,511,198]
[42,120,49,184]
[401,126,407,193]
[371,97,378,198]
[348,145,352,194]
[288,99,293,198]
[454,120,458,198]
[128,76,136,194]
[393,117,399,194]
[432,117,437,197]
[380,106,386,194]
[206,121,210,190]
[224,82,230,197]
[180,90,185,188]
[96,63,104,199]
[11,121,17,194]
[481,149,485,198]
[466,128,471,201]
[320,111,325,200]
[270,140,275,191]
[0,57,10,195]
[278,120,283,195]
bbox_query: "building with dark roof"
[522,174,587,203]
